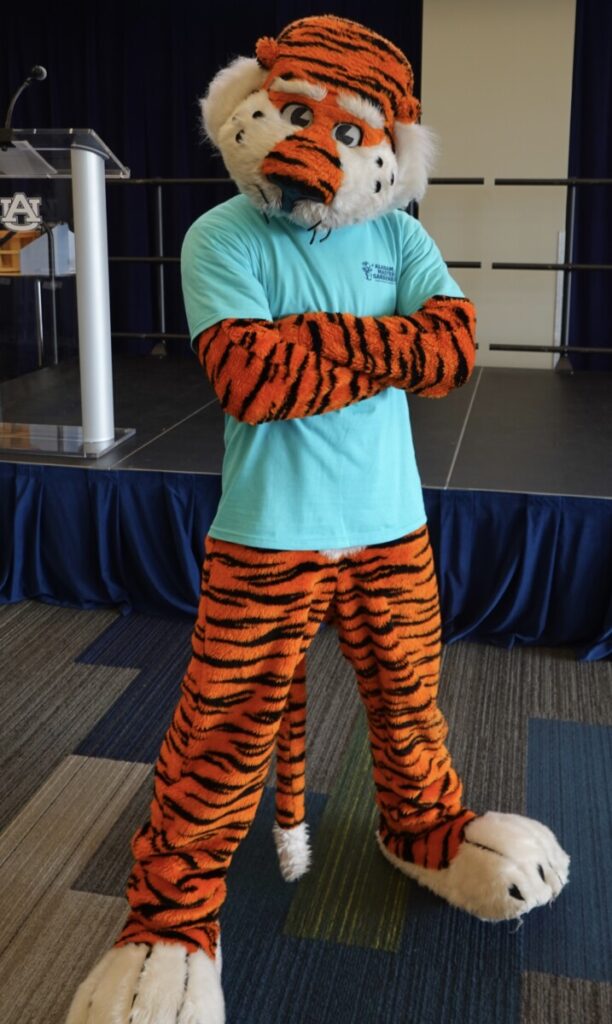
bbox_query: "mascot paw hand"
[379,811,569,921]
[65,942,225,1024]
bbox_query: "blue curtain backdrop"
[0,1,423,374]
[567,0,612,371]
[1,463,611,660]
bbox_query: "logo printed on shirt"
[362,260,395,283]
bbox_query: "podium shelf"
[0,128,129,179]
[0,421,135,459]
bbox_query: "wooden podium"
[0,128,134,457]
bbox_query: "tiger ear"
[201,57,268,148]
[393,122,438,205]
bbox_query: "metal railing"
[490,177,612,358]
[105,176,486,345]
[8,174,610,361]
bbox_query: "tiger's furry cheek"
[329,143,400,227]
[216,90,291,208]
[393,122,438,206]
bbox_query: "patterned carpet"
[0,600,610,1023]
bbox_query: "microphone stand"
[0,65,47,147]
[0,65,56,366]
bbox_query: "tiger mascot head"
[201,14,435,231]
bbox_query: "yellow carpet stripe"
[283,710,411,951]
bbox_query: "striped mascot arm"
[281,296,477,398]
[197,317,386,424]
[197,295,475,426]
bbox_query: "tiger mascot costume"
[67,15,569,1024]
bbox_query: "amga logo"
[361,260,396,284]
[0,192,43,232]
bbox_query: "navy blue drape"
[0,462,221,615]
[1,463,610,660]
[0,1,423,373]
[567,0,612,371]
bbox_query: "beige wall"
[420,0,576,368]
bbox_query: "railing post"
[557,180,576,373]
[151,182,167,357]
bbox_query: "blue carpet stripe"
[75,613,192,762]
[525,718,612,983]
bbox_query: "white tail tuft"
[273,821,311,882]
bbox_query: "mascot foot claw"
[66,942,225,1024]
[378,811,570,921]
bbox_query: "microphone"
[3,65,48,130]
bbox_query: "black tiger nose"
[267,174,326,212]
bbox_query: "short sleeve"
[181,204,272,343]
[396,214,464,316]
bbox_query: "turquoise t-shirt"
[181,194,462,549]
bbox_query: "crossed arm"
[196,296,476,425]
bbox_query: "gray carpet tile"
[0,888,127,1024]
[521,972,612,1024]
[73,770,154,897]
[0,755,144,1023]
[301,624,362,794]
[0,755,150,955]
[0,602,136,830]
[437,641,612,814]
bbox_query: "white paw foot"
[65,941,225,1023]
[378,811,570,921]
[273,820,311,881]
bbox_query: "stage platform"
[1,356,611,658]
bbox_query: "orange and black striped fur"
[256,15,421,128]
[198,298,475,425]
[118,530,476,958]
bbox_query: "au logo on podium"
[0,191,43,231]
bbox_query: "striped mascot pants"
[117,525,474,958]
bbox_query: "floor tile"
[448,368,612,497]
[117,397,225,473]
[0,754,150,946]
[409,368,481,487]
[0,602,135,831]
[521,972,612,1024]
[0,888,127,1024]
